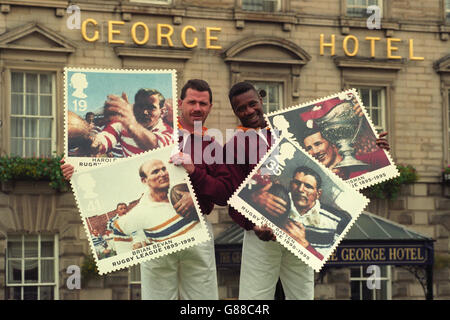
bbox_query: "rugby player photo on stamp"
[265,89,398,190]
[64,68,177,171]
[228,137,369,271]
[69,145,210,274]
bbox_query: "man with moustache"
[164,79,234,300]
[62,80,229,300]
[224,82,314,300]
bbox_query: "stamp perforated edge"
[264,88,400,190]
[227,136,370,272]
[69,144,210,275]
[63,67,178,171]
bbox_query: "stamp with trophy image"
[64,67,177,171]
[265,89,399,190]
[228,137,369,272]
[69,145,210,275]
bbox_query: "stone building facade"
[0,0,449,300]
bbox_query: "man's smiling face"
[303,131,338,168]
[231,89,265,129]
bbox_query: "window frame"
[128,0,172,5]
[128,264,142,300]
[5,234,59,300]
[345,0,383,18]
[446,86,450,164]
[248,80,285,114]
[350,265,392,300]
[341,67,398,157]
[355,86,387,132]
[446,0,450,23]
[9,71,57,157]
[1,64,64,157]
[240,0,282,12]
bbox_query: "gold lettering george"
[131,22,149,45]
[348,248,355,261]
[379,248,386,261]
[81,18,99,42]
[181,25,198,48]
[206,27,222,50]
[341,248,349,260]
[157,24,174,47]
[108,20,125,44]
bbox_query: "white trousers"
[140,221,218,300]
[239,230,314,300]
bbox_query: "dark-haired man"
[299,97,390,179]
[143,79,232,300]
[283,166,350,259]
[224,82,314,300]
[105,202,139,254]
[92,89,173,157]
[302,128,389,180]
[62,80,229,300]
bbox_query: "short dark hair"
[300,126,323,148]
[85,112,95,118]
[180,79,212,103]
[134,88,165,109]
[292,166,322,190]
[228,82,259,108]
[139,165,147,179]
[116,202,127,209]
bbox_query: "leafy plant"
[81,254,101,284]
[443,165,450,175]
[0,154,68,191]
[434,254,450,270]
[364,164,419,200]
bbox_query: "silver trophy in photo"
[315,100,368,170]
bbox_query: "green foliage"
[0,154,68,191]
[434,254,450,270]
[81,254,101,283]
[443,165,450,174]
[364,164,419,200]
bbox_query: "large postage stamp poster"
[70,145,210,274]
[228,137,369,271]
[265,89,399,190]
[64,68,177,170]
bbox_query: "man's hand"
[251,182,287,217]
[60,158,74,181]
[284,220,309,248]
[105,93,139,131]
[376,131,390,151]
[173,191,196,220]
[352,101,364,117]
[170,152,195,175]
[253,224,276,242]
[132,242,144,250]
